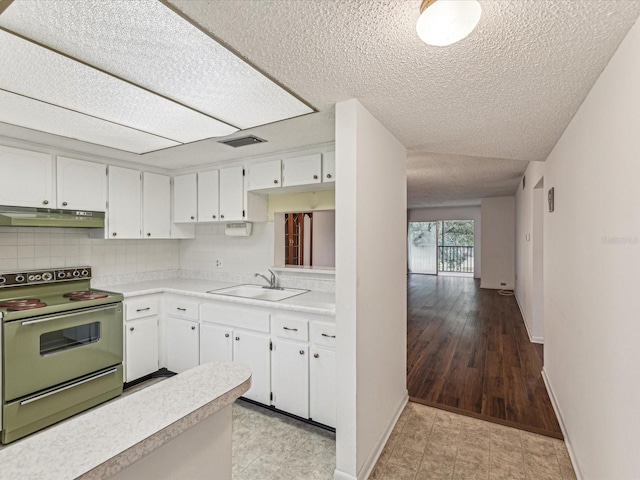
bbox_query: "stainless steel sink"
[207,284,309,302]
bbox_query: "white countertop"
[107,278,336,316]
[0,361,250,480]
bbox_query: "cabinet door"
[248,160,281,191]
[108,165,141,239]
[173,173,197,223]
[233,330,270,404]
[310,347,336,427]
[272,340,309,418]
[200,323,233,364]
[282,154,322,187]
[125,316,159,383]
[218,166,244,221]
[0,146,53,208]
[142,172,170,238]
[165,317,200,374]
[197,170,220,222]
[56,156,107,211]
[322,151,335,183]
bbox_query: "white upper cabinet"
[107,165,141,239]
[247,159,282,191]
[56,156,107,211]
[142,172,170,239]
[323,151,335,183]
[0,145,53,208]
[173,173,197,223]
[282,153,322,187]
[197,170,220,222]
[219,166,244,222]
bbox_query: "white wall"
[408,205,482,278]
[518,16,640,480]
[0,226,180,285]
[514,161,546,342]
[335,99,408,480]
[480,196,515,289]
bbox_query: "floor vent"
[218,135,267,148]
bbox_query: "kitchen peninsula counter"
[0,361,251,480]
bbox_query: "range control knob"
[57,271,66,279]
[42,272,53,281]
[28,274,36,282]
[72,270,80,277]
[15,275,25,283]
[0,276,5,285]
[81,269,89,277]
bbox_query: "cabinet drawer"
[201,304,270,333]
[310,322,336,348]
[125,297,159,320]
[272,316,309,341]
[166,299,200,320]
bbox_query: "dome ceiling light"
[416,0,482,47]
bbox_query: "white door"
[248,160,281,190]
[173,173,197,223]
[408,221,438,275]
[282,154,322,187]
[200,323,233,364]
[108,165,141,239]
[310,347,336,427]
[56,157,107,211]
[233,330,270,404]
[197,170,220,222]
[142,172,171,238]
[166,317,200,373]
[219,166,244,221]
[272,340,309,418]
[322,151,335,183]
[125,316,159,382]
[0,145,53,208]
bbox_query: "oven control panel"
[0,267,92,287]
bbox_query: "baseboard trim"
[542,368,583,480]
[514,293,544,344]
[338,390,408,480]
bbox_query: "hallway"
[407,274,562,438]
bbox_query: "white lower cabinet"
[272,340,309,419]
[200,323,233,364]
[125,316,159,382]
[232,330,271,405]
[166,317,200,373]
[309,346,336,428]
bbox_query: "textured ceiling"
[1,0,639,206]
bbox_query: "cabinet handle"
[225,333,230,338]
[42,200,49,205]
[221,214,225,219]
[326,174,332,179]
[136,308,150,312]
[190,216,195,220]
[313,353,319,358]
[191,326,196,330]
[112,232,117,237]
[62,201,68,206]
[313,175,318,180]
[321,333,336,338]
[146,233,151,237]
[212,215,216,219]
[177,308,186,311]
[299,350,305,355]
[283,326,298,332]
[129,327,134,331]
[274,179,278,184]
[235,336,240,341]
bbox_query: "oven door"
[3,303,123,401]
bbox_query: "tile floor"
[371,402,577,480]
[232,400,336,480]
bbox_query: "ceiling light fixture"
[416,0,482,47]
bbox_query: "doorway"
[408,220,474,276]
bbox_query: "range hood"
[0,206,105,228]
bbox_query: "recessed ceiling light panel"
[0,0,314,129]
[0,90,180,154]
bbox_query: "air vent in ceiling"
[218,135,267,148]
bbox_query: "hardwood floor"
[407,274,563,439]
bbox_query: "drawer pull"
[299,350,305,355]
[225,333,230,338]
[235,336,240,341]
[191,326,196,330]
[283,327,298,332]
[314,353,319,358]
[321,333,336,338]
[176,307,187,311]
[136,307,150,312]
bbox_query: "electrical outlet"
[215,259,223,268]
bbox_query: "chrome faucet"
[254,269,280,289]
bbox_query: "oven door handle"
[20,304,119,326]
[19,368,118,406]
